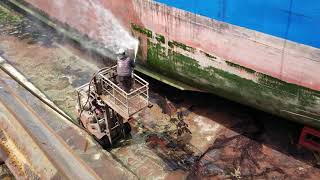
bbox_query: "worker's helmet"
[116,48,126,56]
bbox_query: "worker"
[116,48,135,93]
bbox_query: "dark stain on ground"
[57,65,93,88]
[141,74,320,179]
[145,133,199,171]
[187,109,319,179]
[0,4,58,47]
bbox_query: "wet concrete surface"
[0,5,320,179]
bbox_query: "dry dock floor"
[0,5,320,179]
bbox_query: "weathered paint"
[132,24,320,127]
[7,0,320,127]
[155,0,320,48]
[131,0,320,92]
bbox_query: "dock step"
[299,126,320,152]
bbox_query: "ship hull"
[8,0,320,128]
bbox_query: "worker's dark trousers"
[118,76,132,93]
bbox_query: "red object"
[299,126,320,152]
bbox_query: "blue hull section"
[155,0,320,48]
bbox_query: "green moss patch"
[0,5,23,26]
[226,61,255,74]
[131,23,152,38]
[168,40,195,52]
[145,34,320,126]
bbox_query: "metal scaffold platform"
[77,66,149,121]
[76,66,149,147]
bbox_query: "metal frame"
[97,65,149,118]
[76,65,149,120]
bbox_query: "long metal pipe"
[0,81,101,179]
[0,56,73,122]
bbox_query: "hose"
[78,67,109,119]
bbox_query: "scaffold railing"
[76,65,149,120]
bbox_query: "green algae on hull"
[131,23,320,128]
[131,23,152,38]
[4,0,319,128]
[225,61,255,74]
